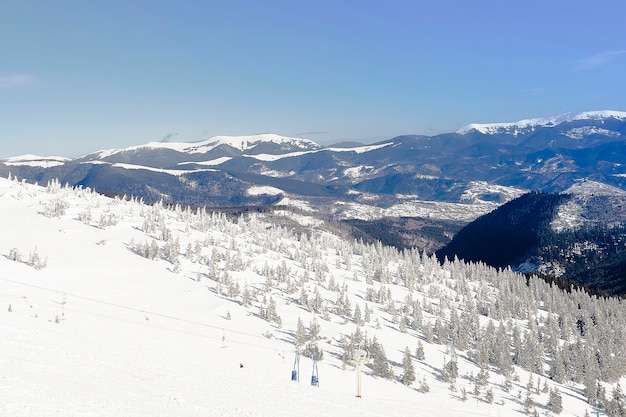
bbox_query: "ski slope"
[0,176,607,416]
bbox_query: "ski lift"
[291,349,300,382]
[354,347,370,398]
[310,352,319,387]
[293,348,319,387]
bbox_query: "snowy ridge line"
[93,133,321,159]
[0,277,285,348]
[456,110,626,135]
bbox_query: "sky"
[1,0,626,158]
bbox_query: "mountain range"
[3,110,626,272]
[4,110,625,211]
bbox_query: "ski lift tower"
[310,352,319,387]
[292,349,300,382]
[355,348,369,398]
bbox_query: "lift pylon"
[311,352,319,387]
[291,349,300,382]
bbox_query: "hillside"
[436,192,569,268]
[3,176,626,416]
[436,188,626,295]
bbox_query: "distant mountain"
[436,181,626,295]
[2,111,626,251]
[456,110,626,136]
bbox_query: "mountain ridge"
[456,110,626,135]
[2,110,626,252]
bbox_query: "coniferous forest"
[437,191,626,296]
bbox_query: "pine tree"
[415,340,425,360]
[298,286,308,307]
[364,303,372,323]
[583,371,600,406]
[295,317,307,347]
[401,346,415,386]
[311,287,324,313]
[241,284,252,307]
[368,336,393,379]
[418,377,430,393]
[423,321,434,343]
[399,315,407,333]
[608,383,626,417]
[353,303,363,325]
[523,375,534,415]
[441,358,458,383]
[267,296,281,326]
[309,318,321,342]
[547,387,563,415]
[485,387,494,404]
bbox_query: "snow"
[111,163,217,176]
[383,200,494,222]
[257,168,297,178]
[246,186,284,196]
[327,142,393,153]
[178,156,233,166]
[342,165,374,179]
[457,110,626,135]
[551,199,584,233]
[3,154,69,168]
[332,199,495,222]
[242,143,392,162]
[460,181,527,204]
[243,150,315,162]
[0,177,612,416]
[325,182,525,222]
[564,179,626,197]
[552,180,626,232]
[564,126,620,140]
[86,136,391,165]
[93,134,322,159]
[197,134,321,153]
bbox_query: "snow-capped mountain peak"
[93,133,322,159]
[199,133,322,153]
[2,154,70,168]
[456,110,626,135]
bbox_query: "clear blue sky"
[2,0,626,158]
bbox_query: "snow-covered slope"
[1,176,624,416]
[3,154,69,168]
[565,179,626,198]
[93,133,323,159]
[551,179,626,233]
[457,110,626,135]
